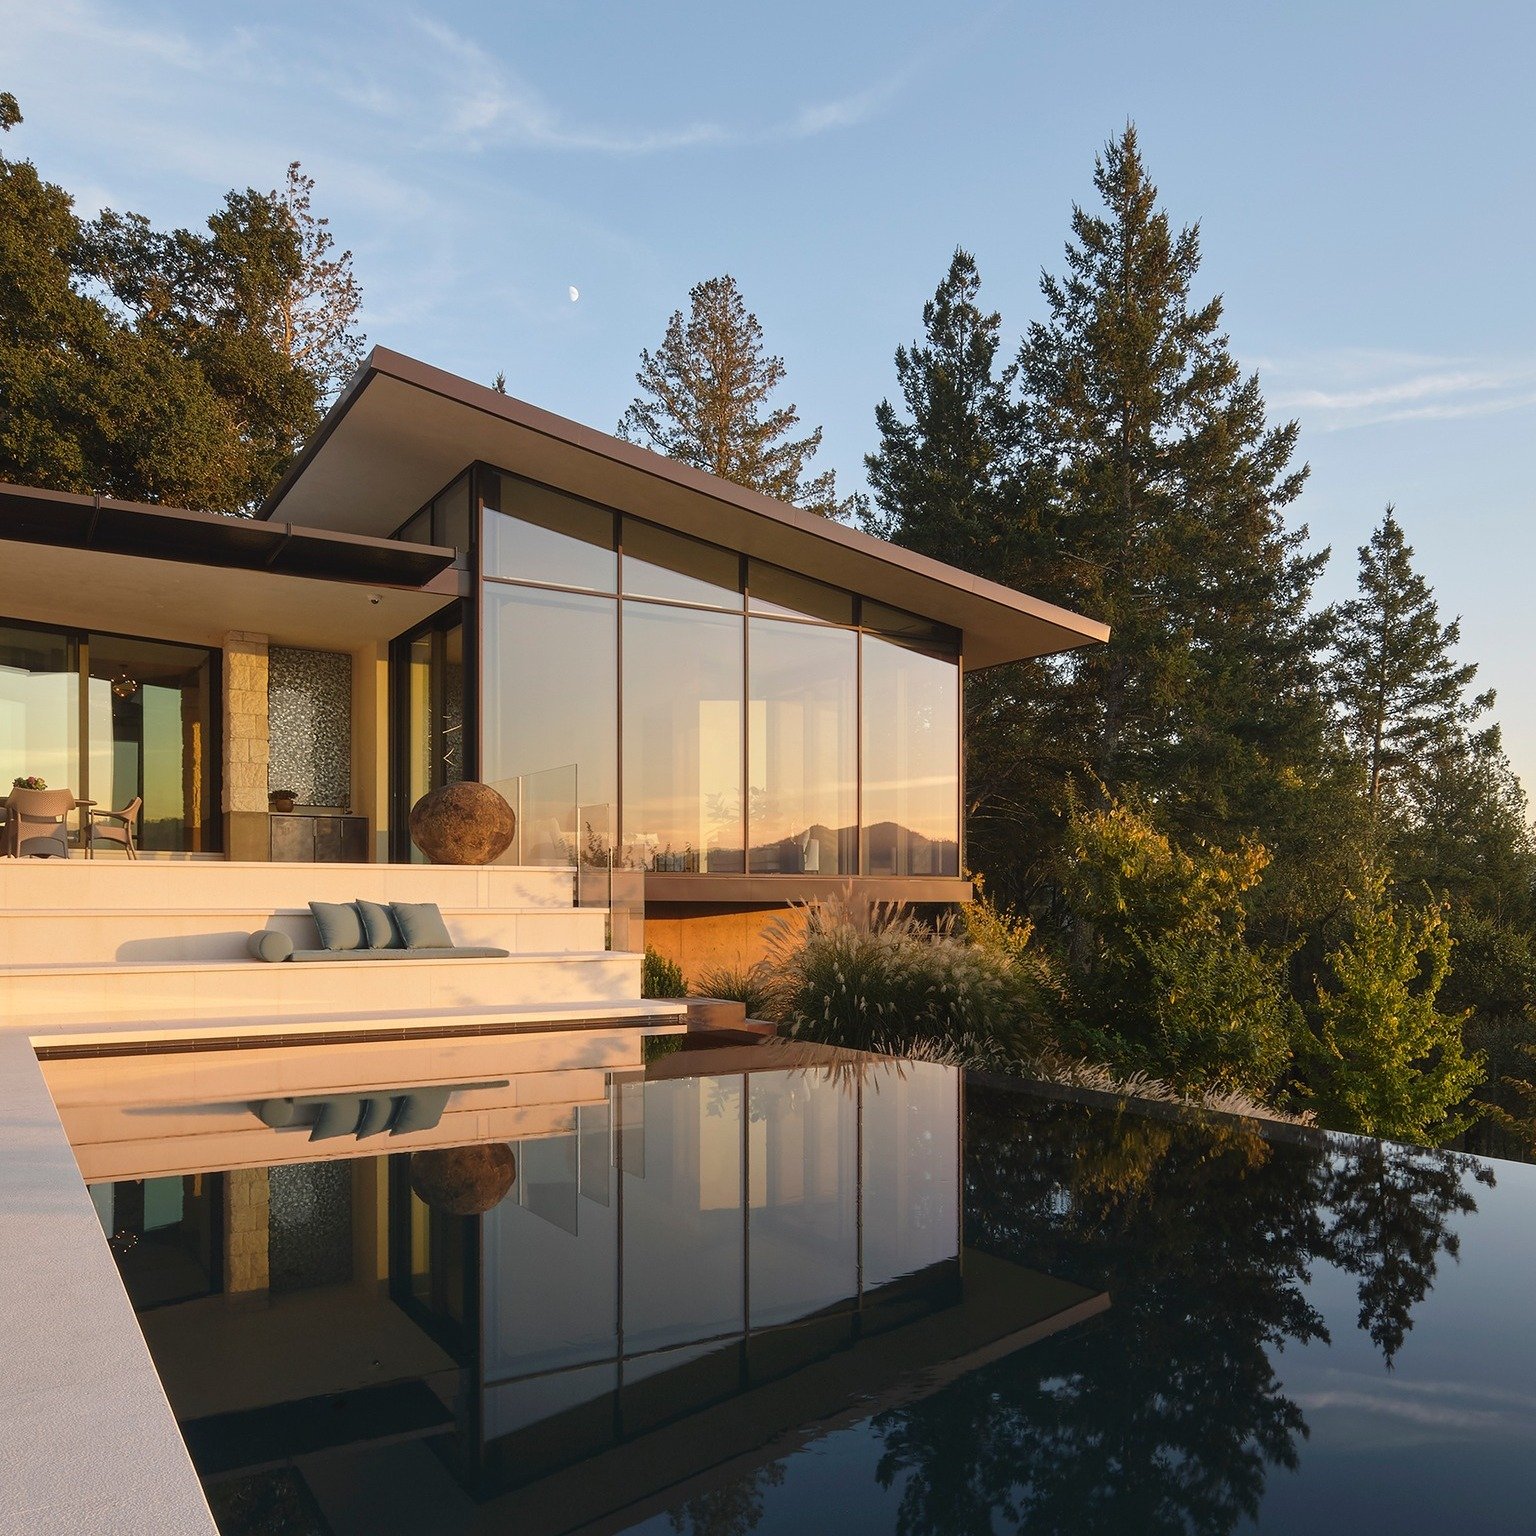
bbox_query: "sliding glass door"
[0,619,218,852]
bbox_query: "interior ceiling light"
[110,671,139,699]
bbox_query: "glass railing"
[488,767,643,955]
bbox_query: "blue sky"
[7,0,1535,786]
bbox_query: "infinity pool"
[93,1037,1532,1534]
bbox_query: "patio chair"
[88,796,142,859]
[5,787,79,858]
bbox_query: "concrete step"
[0,905,607,965]
[0,950,644,1027]
[0,859,578,912]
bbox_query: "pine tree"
[1301,868,1483,1143]
[863,248,1019,565]
[618,275,850,516]
[1331,505,1493,815]
[1014,125,1329,852]
[865,249,1058,898]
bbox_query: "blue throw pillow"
[356,898,402,949]
[309,900,364,952]
[391,901,454,949]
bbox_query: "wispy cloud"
[1263,348,1536,431]
[408,13,912,155]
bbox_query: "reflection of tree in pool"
[871,1091,1488,1536]
[665,1461,786,1536]
[1321,1134,1493,1366]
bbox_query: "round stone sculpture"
[408,781,516,865]
[408,1144,517,1216]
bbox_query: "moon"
[568,285,580,302]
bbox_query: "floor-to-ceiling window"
[0,622,77,794]
[86,634,216,853]
[748,618,857,874]
[624,604,744,874]
[392,610,468,862]
[470,467,963,881]
[861,632,961,878]
[0,619,217,852]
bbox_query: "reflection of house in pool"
[61,1037,1104,1532]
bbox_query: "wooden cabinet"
[269,813,369,863]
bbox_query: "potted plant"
[12,776,47,791]
[268,788,298,814]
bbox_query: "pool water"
[98,1039,1535,1534]
[628,1081,1532,1536]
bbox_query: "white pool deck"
[0,858,686,1534]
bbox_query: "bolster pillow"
[248,928,295,963]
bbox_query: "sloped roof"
[261,348,1109,669]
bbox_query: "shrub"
[762,896,1050,1065]
[692,961,779,1019]
[641,946,687,999]
[1061,794,1296,1098]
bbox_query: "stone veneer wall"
[267,646,352,807]
[224,1167,270,1293]
[222,631,270,858]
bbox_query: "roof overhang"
[261,349,1110,669]
[0,483,461,650]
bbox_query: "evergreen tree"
[863,248,1019,565]
[864,249,1061,899]
[1331,505,1493,815]
[1300,868,1483,1143]
[618,275,851,516]
[1014,125,1330,853]
[1393,725,1533,921]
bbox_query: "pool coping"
[0,1029,218,1534]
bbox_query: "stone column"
[223,630,270,859]
[223,1167,270,1295]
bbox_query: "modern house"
[0,349,1106,1533]
[1,346,1106,971]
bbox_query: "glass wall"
[623,605,743,873]
[861,636,961,877]
[395,615,465,862]
[395,470,472,552]
[482,473,616,593]
[86,634,215,853]
[1,620,216,852]
[482,584,616,863]
[0,622,77,793]
[475,468,963,880]
[748,619,857,874]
